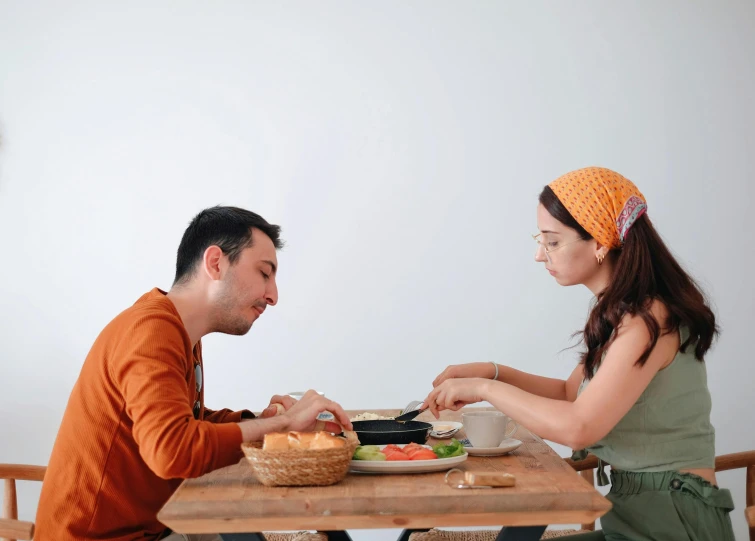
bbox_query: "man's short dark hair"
[173,206,283,285]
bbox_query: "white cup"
[287,390,324,400]
[462,411,518,448]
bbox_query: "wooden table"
[158,409,611,541]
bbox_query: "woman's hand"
[424,378,492,418]
[432,362,497,387]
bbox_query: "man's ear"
[202,245,224,280]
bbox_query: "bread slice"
[343,430,360,445]
[262,432,290,451]
[261,431,348,451]
[309,432,346,449]
[288,432,318,449]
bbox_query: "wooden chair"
[1,464,46,541]
[410,450,755,540]
[0,463,326,541]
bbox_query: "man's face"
[212,230,279,335]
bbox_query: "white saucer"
[463,438,523,456]
[429,421,463,439]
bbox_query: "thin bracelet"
[490,362,499,381]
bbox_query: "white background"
[1,1,753,538]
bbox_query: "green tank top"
[575,327,715,484]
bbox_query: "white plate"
[350,444,468,474]
[429,421,463,439]
[463,438,523,456]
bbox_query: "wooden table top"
[158,408,610,534]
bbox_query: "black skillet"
[351,419,432,445]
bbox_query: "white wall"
[1,1,753,539]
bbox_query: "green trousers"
[563,470,735,541]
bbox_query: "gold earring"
[597,253,605,266]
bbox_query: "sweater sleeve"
[204,408,255,423]
[110,311,243,479]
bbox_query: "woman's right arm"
[433,362,582,402]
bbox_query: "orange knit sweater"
[35,289,250,541]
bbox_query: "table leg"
[495,526,547,541]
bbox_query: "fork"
[401,400,424,415]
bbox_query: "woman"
[424,167,735,540]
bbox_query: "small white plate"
[429,421,463,439]
[350,444,468,474]
[463,438,523,456]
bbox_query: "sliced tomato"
[385,451,412,461]
[382,444,401,453]
[402,443,424,452]
[409,450,438,460]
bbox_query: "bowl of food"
[350,411,396,422]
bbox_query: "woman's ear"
[595,243,609,266]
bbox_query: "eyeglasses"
[532,233,584,264]
[193,362,203,419]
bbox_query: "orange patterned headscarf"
[548,167,647,250]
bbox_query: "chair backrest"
[0,464,46,541]
[715,452,755,541]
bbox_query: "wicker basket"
[242,441,357,487]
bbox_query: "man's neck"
[166,285,211,346]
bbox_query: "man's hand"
[280,390,353,432]
[260,394,297,418]
[237,390,352,442]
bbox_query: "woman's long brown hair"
[539,186,719,379]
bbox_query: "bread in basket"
[242,431,359,487]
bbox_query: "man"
[35,206,352,541]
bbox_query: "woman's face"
[535,203,602,287]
